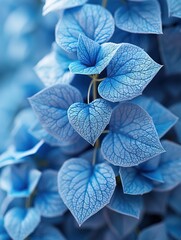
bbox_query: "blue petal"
[154,140,181,191]
[107,184,143,218]
[35,46,74,87]
[58,158,116,226]
[133,96,178,138]
[31,223,66,240]
[138,223,168,240]
[98,43,162,102]
[115,0,162,34]
[43,0,87,15]
[101,103,164,167]
[166,0,181,18]
[69,35,120,75]
[4,207,41,240]
[56,4,115,53]
[29,84,83,145]
[68,99,112,145]
[120,167,154,195]
[34,170,67,217]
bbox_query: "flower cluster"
[1,0,181,239]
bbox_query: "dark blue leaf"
[107,184,143,218]
[69,35,120,75]
[154,140,181,191]
[166,215,181,240]
[34,170,67,217]
[4,207,41,240]
[133,96,178,138]
[120,167,154,195]
[101,103,164,167]
[170,103,181,143]
[169,184,181,215]
[138,223,168,240]
[56,4,115,53]
[115,0,162,34]
[68,99,112,145]
[29,84,83,145]
[98,43,162,102]
[58,158,116,226]
[43,0,87,15]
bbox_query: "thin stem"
[87,78,95,104]
[102,130,109,134]
[25,190,36,209]
[102,0,108,8]
[103,209,120,240]
[92,140,100,165]
[93,77,97,100]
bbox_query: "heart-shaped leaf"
[58,158,116,226]
[68,99,112,145]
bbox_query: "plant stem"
[102,0,108,7]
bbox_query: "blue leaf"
[141,169,164,183]
[166,215,181,240]
[69,35,120,75]
[4,207,41,240]
[68,99,112,145]
[133,96,178,138]
[169,184,181,215]
[154,140,181,191]
[0,218,10,240]
[166,0,181,18]
[170,103,181,143]
[34,170,67,217]
[58,158,116,226]
[101,103,164,167]
[0,164,41,198]
[107,184,143,218]
[31,223,66,240]
[56,4,115,53]
[98,43,162,102]
[43,0,87,15]
[29,84,83,145]
[35,45,74,87]
[138,223,168,240]
[114,0,162,34]
[120,167,154,195]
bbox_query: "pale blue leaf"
[68,99,112,145]
[120,167,154,195]
[166,0,181,18]
[31,223,66,240]
[138,223,168,240]
[133,96,178,138]
[115,0,162,34]
[34,170,67,217]
[58,158,116,226]
[0,165,41,198]
[107,184,143,218]
[154,140,181,191]
[29,84,83,145]
[101,103,164,167]
[159,26,181,75]
[166,215,181,240]
[43,0,87,15]
[69,35,120,75]
[4,207,41,240]
[35,47,74,87]
[98,43,162,102]
[56,4,115,53]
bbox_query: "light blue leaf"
[0,165,41,198]
[58,158,116,226]
[115,0,162,34]
[31,223,66,240]
[154,140,181,191]
[138,223,168,240]
[0,218,10,240]
[69,35,120,75]
[107,184,143,218]
[29,84,83,145]
[56,4,115,53]
[133,96,178,138]
[166,0,181,18]
[120,167,154,195]
[98,43,162,102]
[101,103,164,167]
[4,207,41,240]
[68,99,112,145]
[34,170,67,217]
[35,46,74,87]
[166,215,181,240]
[43,0,87,15]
